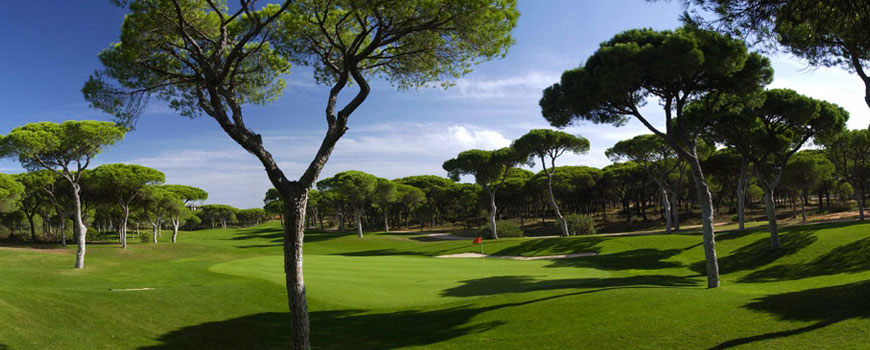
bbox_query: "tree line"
[0,121,272,249]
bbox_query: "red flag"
[473,236,482,244]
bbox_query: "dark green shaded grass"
[2,221,870,349]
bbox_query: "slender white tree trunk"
[763,189,781,250]
[487,186,499,239]
[660,186,672,234]
[383,211,389,233]
[355,207,363,238]
[545,173,568,237]
[72,187,87,269]
[120,205,129,249]
[687,156,719,288]
[172,216,180,243]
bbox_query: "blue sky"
[1,1,867,209]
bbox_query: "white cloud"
[415,70,561,102]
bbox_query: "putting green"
[210,254,610,309]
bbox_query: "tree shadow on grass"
[741,236,870,282]
[0,344,9,350]
[544,248,685,271]
[708,280,870,349]
[442,274,699,298]
[690,231,817,275]
[142,288,634,350]
[229,229,352,249]
[336,236,605,258]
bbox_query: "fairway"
[1,221,870,349]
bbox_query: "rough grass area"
[2,221,870,349]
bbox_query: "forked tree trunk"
[172,217,180,243]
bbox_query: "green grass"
[2,221,870,349]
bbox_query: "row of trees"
[287,126,867,244]
[0,121,271,255]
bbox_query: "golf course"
[2,220,869,349]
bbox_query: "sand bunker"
[109,288,155,292]
[436,252,597,260]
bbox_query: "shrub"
[481,220,523,238]
[140,232,152,243]
[562,214,596,235]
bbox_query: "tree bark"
[280,188,310,350]
[762,189,781,250]
[660,186,672,234]
[120,204,130,249]
[72,185,87,269]
[59,212,66,247]
[801,191,807,222]
[27,214,36,242]
[172,217,180,243]
[355,207,363,238]
[383,211,389,233]
[686,156,719,288]
[486,186,499,239]
[855,183,865,221]
[545,172,568,237]
[736,159,748,230]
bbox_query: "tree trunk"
[855,183,865,221]
[763,188,781,250]
[338,211,345,232]
[27,214,37,242]
[383,210,389,233]
[172,217,180,243]
[670,189,680,232]
[801,191,807,222]
[487,187,499,239]
[59,212,66,247]
[278,188,310,350]
[545,173,568,237]
[120,205,129,249]
[152,224,158,244]
[72,186,87,269]
[660,186,672,234]
[736,160,748,231]
[355,207,363,238]
[686,156,719,288]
